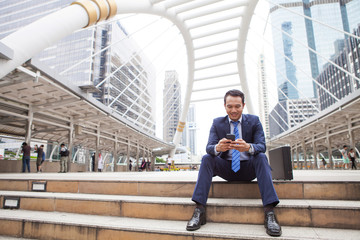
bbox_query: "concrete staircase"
[0,171,359,239]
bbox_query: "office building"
[269,0,359,101]
[269,0,359,137]
[257,54,270,139]
[184,104,197,155]
[317,25,360,110]
[269,98,319,137]
[163,70,181,143]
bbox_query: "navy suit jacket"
[206,114,266,159]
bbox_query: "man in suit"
[186,89,281,237]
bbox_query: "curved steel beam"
[0,0,258,157]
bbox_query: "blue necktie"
[232,121,240,172]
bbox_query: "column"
[25,107,33,145]
[312,136,318,169]
[142,148,145,171]
[95,125,100,171]
[348,117,354,148]
[327,137,333,169]
[296,146,299,169]
[113,134,119,172]
[290,145,295,170]
[135,142,140,172]
[127,139,131,172]
[151,153,155,171]
[67,120,73,172]
[302,140,307,169]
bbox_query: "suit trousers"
[192,153,279,207]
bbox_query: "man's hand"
[216,138,251,152]
[216,138,233,152]
[231,139,251,152]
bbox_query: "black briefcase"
[269,146,293,180]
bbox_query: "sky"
[118,1,278,156]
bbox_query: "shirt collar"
[227,115,242,125]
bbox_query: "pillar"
[135,142,140,171]
[67,120,73,172]
[326,125,334,169]
[327,137,333,169]
[348,117,354,149]
[151,153,155,171]
[127,140,131,172]
[95,124,100,171]
[302,140,307,169]
[114,134,119,172]
[25,107,33,145]
[296,146,299,169]
[290,145,295,170]
[312,136,318,169]
[126,137,130,172]
[142,147,145,170]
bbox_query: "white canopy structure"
[0,0,259,154]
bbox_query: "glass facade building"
[0,0,156,135]
[163,70,181,143]
[270,0,359,101]
[269,98,319,138]
[317,25,360,110]
[183,104,197,155]
[269,0,360,137]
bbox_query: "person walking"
[340,145,350,169]
[349,148,357,170]
[129,160,132,171]
[146,159,151,171]
[59,143,69,173]
[21,142,31,173]
[98,153,104,172]
[36,144,44,173]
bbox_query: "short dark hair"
[224,89,245,104]
[343,145,347,148]
[22,142,27,146]
[61,143,65,147]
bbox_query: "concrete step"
[0,178,359,201]
[1,191,359,230]
[0,209,359,240]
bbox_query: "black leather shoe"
[186,207,206,231]
[264,211,282,237]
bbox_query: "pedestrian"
[340,145,350,169]
[167,158,172,171]
[186,89,281,237]
[21,142,31,173]
[129,160,132,171]
[91,153,95,172]
[349,148,357,170]
[146,159,151,171]
[322,158,327,169]
[40,145,45,172]
[98,153,103,172]
[140,159,146,171]
[36,144,44,173]
[59,143,69,173]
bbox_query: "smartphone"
[226,133,235,141]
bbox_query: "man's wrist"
[214,144,220,155]
[248,144,254,154]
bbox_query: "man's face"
[224,95,245,121]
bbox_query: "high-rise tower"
[163,71,181,143]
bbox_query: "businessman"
[186,89,281,237]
